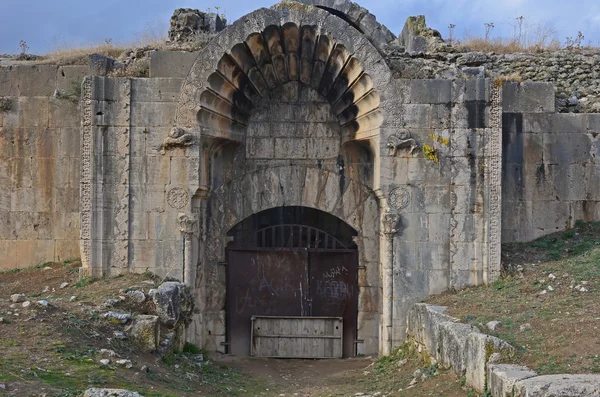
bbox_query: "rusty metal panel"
[309,252,358,357]
[251,316,343,358]
[227,250,309,356]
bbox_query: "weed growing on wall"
[422,133,449,163]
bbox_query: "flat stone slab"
[514,374,600,397]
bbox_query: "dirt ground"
[0,263,474,397]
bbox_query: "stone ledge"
[406,303,600,396]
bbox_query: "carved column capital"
[178,213,199,240]
[382,213,401,236]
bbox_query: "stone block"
[55,239,81,262]
[92,77,130,102]
[94,100,130,127]
[588,114,600,132]
[15,239,55,268]
[150,51,200,78]
[55,128,81,160]
[358,286,378,313]
[17,97,50,128]
[430,104,451,129]
[126,315,159,352]
[170,156,200,186]
[54,212,80,240]
[358,260,379,287]
[306,138,339,159]
[523,113,552,133]
[15,65,58,97]
[428,269,449,294]
[438,321,478,374]
[551,113,586,133]
[421,242,450,271]
[550,164,586,201]
[398,212,428,242]
[271,122,297,137]
[274,138,308,159]
[514,374,600,397]
[465,332,514,392]
[0,240,18,270]
[49,99,80,128]
[488,364,537,397]
[427,213,450,242]
[396,240,422,270]
[401,104,431,128]
[502,82,555,113]
[131,101,177,127]
[395,269,429,298]
[246,138,275,159]
[54,186,79,213]
[406,303,458,363]
[465,78,490,102]
[543,133,591,164]
[409,80,451,104]
[0,67,19,96]
[131,78,184,102]
[56,65,88,92]
[423,186,450,214]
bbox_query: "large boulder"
[83,389,144,397]
[168,8,226,43]
[149,282,193,328]
[126,315,159,352]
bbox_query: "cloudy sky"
[1,0,599,54]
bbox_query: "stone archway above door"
[197,22,382,140]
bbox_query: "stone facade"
[0,64,87,269]
[1,0,598,357]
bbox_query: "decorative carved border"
[80,77,93,272]
[487,84,503,283]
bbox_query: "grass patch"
[182,342,203,355]
[428,221,600,375]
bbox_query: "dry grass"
[458,37,561,54]
[428,221,600,375]
[455,19,562,53]
[38,22,168,65]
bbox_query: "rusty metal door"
[226,219,359,357]
[309,252,358,358]
[227,250,309,356]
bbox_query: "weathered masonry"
[1,0,599,357]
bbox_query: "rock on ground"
[126,315,159,352]
[83,389,144,397]
[149,282,193,327]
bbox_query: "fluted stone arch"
[198,23,382,139]
[175,3,392,142]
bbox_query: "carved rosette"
[388,187,411,211]
[382,213,401,236]
[178,213,199,241]
[167,187,190,209]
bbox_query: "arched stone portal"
[226,206,359,357]
[176,3,396,357]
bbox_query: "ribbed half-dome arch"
[197,22,382,139]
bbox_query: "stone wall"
[81,76,189,278]
[386,49,600,113]
[384,77,501,345]
[501,81,600,242]
[0,64,87,270]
